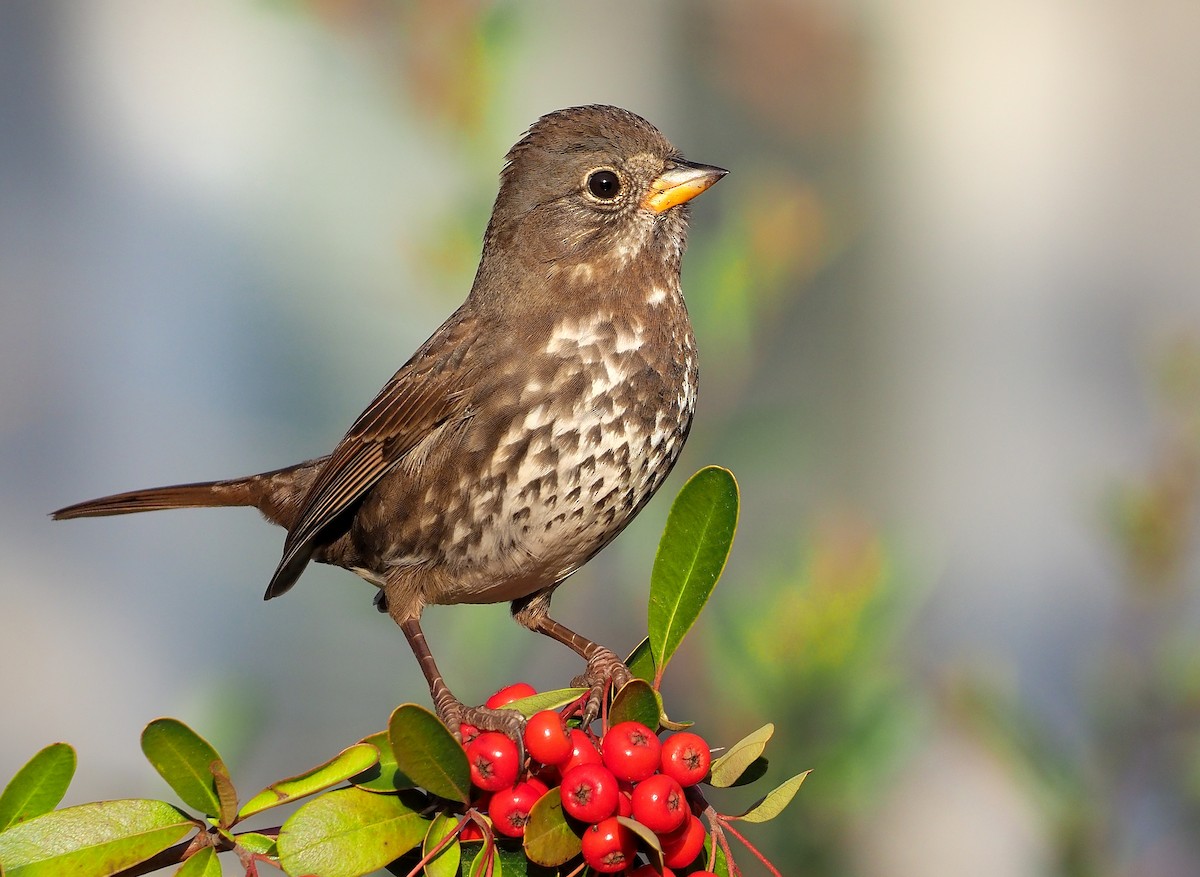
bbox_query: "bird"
[52,104,726,736]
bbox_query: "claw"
[571,647,633,725]
[438,700,527,762]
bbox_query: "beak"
[641,159,728,213]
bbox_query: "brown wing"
[264,312,476,599]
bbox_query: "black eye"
[587,169,621,200]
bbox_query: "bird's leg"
[512,591,632,724]
[397,616,525,743]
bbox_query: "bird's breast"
[415,297,697,605]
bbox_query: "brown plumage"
[53,105,726,734]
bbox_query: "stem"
[720,817,784,877]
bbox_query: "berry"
[580,816,637,873]
[524,775,550,797]
[601,721,661,782]
[485,682,537,709]
[631,773,687,834]
[562,728,602,774]
[487,781,542,838]
[459,820,484,843]
[660,731,711,787]
[628,867,676,877]
[661,814,706,869]
[524,710,572,766]
[560,762,619,823]
[617,790,633,818]
[465,731,521,792]
[459,723,481,745]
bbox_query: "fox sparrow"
[53,105,726,736]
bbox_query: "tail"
[51,479,261,519]
[51,458,328,529]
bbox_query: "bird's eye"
[586,169,622,201]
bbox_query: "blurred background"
[3,1,1200,874]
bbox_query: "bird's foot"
[437,698,526,748]
[571,647,634,725]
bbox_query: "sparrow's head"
[480,105,726,283]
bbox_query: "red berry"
[661,814,706,869]
[459,820,484,842]
[485,681,537,708]
[580,816,637,873]
[628,867,676,877]
[631,773,687,834]
[617,790,633,817]
[660,731,711,787]
[562,728,602,774]
[487,781,542,838]
[524,775,550,797]
[560,762,619,823]
[601,721,661,782]
[524,710,572,766]
[465,731,521,792]
[459,723,481,745]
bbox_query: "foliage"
[0,467,808,876]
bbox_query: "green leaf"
[208,761,238,830]
[648,467,739,685]
[234,832,275,857]
[350,731,416,794]
[702,833,731,877]
[276,787,427,877]
[140,719,224,816]
[522,789,580,867]
[615,815,661,853]
[422,813,461,877]
[467,843,501,877]
[0,743,76,831]
[625,638,655,683]
[503,688,587,717]
[707,723,774,788]
[731,771,810,823]
[0,798,194,877]
[608,680,662,730]
[237,742,379,820]
[722,755,769,787]
[173,846,220,877]
[388,704,471,804]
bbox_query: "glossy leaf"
[350,731,416,794]
[238,742,379,820]
[707,723,774,788]
[503,688,587,717]
[0,743,76,831]
[625,638,655,683]
[421,813,461,877]
[173,846,220,877]
[522,788,580,867]
[140,719,224,816]
[648,467,739,685]
[608,680,662,730]
[388,704,471,804]
[731,771,810,823]
[276,787,426,877]
[0,798,193,877]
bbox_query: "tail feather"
[51,457,328,529]
[51,480,257,520]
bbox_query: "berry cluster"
[459,682,719,875]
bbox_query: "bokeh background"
[4,1,1200,875]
